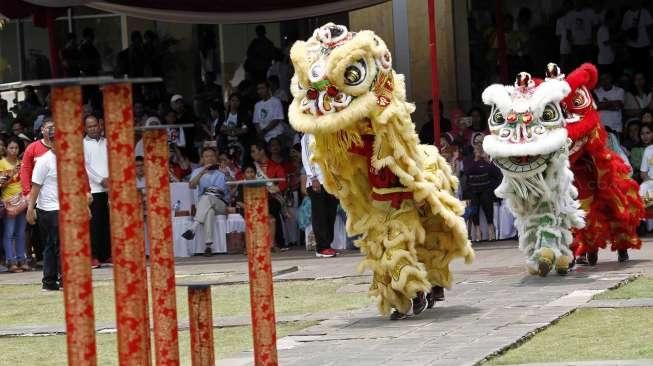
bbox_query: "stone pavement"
[1,240,651,365]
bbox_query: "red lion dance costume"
[546,63,644,265]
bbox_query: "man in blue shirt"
[182,147,229,256]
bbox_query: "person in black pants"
[26,146,61,291]
[83,115,112,267]
[462,145,502,242]
[301,133,338,257]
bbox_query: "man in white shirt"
[622,3,653,74]
[83,114,111,268]
[565,1,600,65]
[555,2,572,70]
[596,10,617,74]
[594,73,625,133]
[26,143,60,291]
[253,81,285,142]
[301,133,338,258]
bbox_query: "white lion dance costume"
[289,24,474,319]
[482,72,585,276]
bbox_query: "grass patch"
[594,276,653,300]
[0,278,371,328]
[0,321,315,365]
[486,308,653,365]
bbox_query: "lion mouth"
[494,154,552,174]
[300,89,353,116]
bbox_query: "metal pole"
[52,85,97,366]
[188,286,215,366]
[16,19,25,80]
[243,185,278,366]
[427,0,441,149]
[103,83,151,366]
[143,130,180,365]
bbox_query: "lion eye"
[573,94,585,106]
[343,59,367,86]
[493,111,505,123]
[542,105,558,121]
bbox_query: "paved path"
[1,240,651,365]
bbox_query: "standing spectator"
[594,73,625,133]
[268,75,290,104]
[115,31,145,77]
[0,138,6,159]
[461,145,502,242]
[21,117,53,262]
[624,72,652,120]
[26,138,60,291]
[640,123,653,182]
[59,33,80,77]
[244,25,276,82]
[565,0,600,66]
[250,141,288,251]
[555,0,573,71]
[0,98,13,133]
[171,94,199,160]
[623,120,641,151]
[181,147,230,256]
[83,114,111,268]
[12,120,32,148]
[216,94,250,152]
[253,81,285,143]
[79,28,101,76]
[301,133,338,258]
[1,138,28,273]
[596,9,617,75]
[622,2,653,76]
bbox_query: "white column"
[392,0,412,100]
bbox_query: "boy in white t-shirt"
[253,80,286,142]
[26,147,61,291]
[596,10,617,74]
[594,73,625,133]
[565,3,600,65]
[622,4,653,73]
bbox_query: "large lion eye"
[573,93,585,106]
[344,59,367,86]
[493,110,505,124]
[542,104,558,121]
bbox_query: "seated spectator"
[163,109,187,148]
[250,140,288,251]
[170,94,199,160]
[469,107,488,133]
[181,147,230,256]
[419,99,451,145]
[624,72,652,120]
[462,145,502,242]
[268,75,290,104]
[623,120,641,151]
[595,73,625,133]
[267,137,286,166]
[642,109,653,124]
[633,123,653,182]
[169,144,192,182]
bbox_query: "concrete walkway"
[1,240,651,365]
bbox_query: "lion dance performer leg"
[546,63,644,265]
[482,72,585,276]
[288,24,474,319]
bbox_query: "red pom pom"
[326,85,338,97]
[307,89,319,100]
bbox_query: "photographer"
[181,147,229,256]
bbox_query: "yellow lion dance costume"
[289,24,474,319]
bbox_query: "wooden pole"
[243,185,278,366]
[52,85,97,366]
[144,130,180,365]
[103,83,151,366]
[188,286,215,366]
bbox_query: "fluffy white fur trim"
[483,128,568,158]
[482,84,514,115]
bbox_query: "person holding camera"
[181,147,230,256]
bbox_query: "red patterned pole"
[51,85,97,366]
[103,83,151,366]
[143,130,180,365]
[188,286,215,366]
[243,186,278,366]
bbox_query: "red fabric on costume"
[349,134,413,208]
[564,63,644,254]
